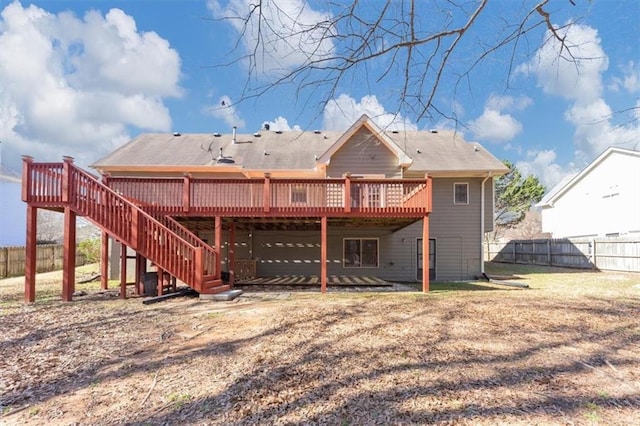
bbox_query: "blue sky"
[1,0,639,189]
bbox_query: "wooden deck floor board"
[236,276,393,287]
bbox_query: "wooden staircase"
[152,214,227,293]
[22,158,228,295]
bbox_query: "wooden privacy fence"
[484,238,640,272]
[0,245,87,278]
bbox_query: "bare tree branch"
[210,0,598,127]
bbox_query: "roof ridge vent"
[216,147,235,164]
[173,132,181,137]
[213,132,221,137]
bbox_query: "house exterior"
[21,114,507,301]
[1,168,25,246]
[538,147,640,239]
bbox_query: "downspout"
[480,173,492,274]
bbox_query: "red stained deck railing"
[153,215,217,276]
[22,158,212,291]
[106,176,432,217]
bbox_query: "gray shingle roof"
[91,123,508,176]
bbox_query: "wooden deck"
[105,175,432,218]
[236,275,393,287]
[21,157,433,300]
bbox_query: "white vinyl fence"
[485,238,640,272]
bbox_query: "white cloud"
[204,95,246,129]
[208,0,334,77]
[516,149,575,189]
[469,110,522,142]
[520,23,608,103]
[485,94,532,112]
[0,1,181,169]
[521,22,640,162]
[567,99,640,161]
[468,95,530,142]
[323,94,417,131]
[609,61,640,93]
[262,116,301,132]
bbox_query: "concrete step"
[199,289,243,301]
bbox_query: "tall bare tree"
[211,0,604,125]
[37,210,63,244]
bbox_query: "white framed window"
[343,238,379,268]
[454,182,469,204]
[290,184,308,204]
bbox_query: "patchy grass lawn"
[1,263,639,425]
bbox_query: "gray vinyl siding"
[383,222,424,281]
[252,231,320,276]
[193,176,487,282]
[197,229,251,270]
[382,177,485,281]
[326,127,402,178]
[429,177,483,280]
[251,228,397,277]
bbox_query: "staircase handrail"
[24,161,208,291]
[154,214,217,276]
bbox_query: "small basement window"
[454,182,469,204]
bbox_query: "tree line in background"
[490,160,546,242]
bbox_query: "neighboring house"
[21,114,507,301]
[538,147,640,239]
[0,167,25,247]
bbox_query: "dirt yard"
[1,263,639,425]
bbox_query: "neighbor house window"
[344,238,378,268]
[290,184,308,204]
[454,182,469,204]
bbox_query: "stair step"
[202,278,224,288]
[199,284,231,295]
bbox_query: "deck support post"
[229,221,236,286]
[62,206,76,302]
[194,248,203,293]
[422,216,430,292]
[62,156,74,204]
[214,216,222,279]
[100,231,109,289]
[120,242,127,299]
[320,216,327,293]
[157,267,165,296]
[25,205,37,303]
[135,253,145,295]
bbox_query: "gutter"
[480,173,492,274]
